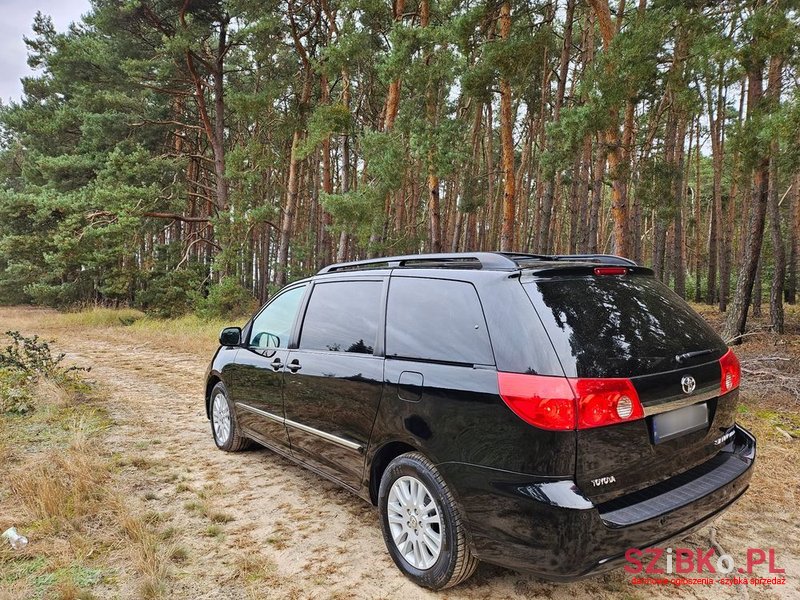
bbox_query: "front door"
[232,283,308,452]
[283,278,386,489]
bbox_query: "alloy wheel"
[387,475,442,570]
[212,393,231,445]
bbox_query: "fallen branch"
[724,328,771,344]
[709,527,749,600]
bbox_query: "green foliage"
[0,367,35,414]
[0,0,798,317]
[196,276,259,319]
[137,268,204,319]
[0,331,85,379]
[296,104,352,159]
[0,331,88,413]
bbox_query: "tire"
[378,452,478,589]
[209,381,251,452]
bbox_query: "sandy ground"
[1,306,798,599]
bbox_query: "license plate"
[651,402,708,444]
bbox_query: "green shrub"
[0,331,88,413]
[136,268,202,318]
[0,367,35,413]
[0,331,84,379]
[196,277,258,319]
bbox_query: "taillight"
[572,378,644,429]
[497,373,644,430]
[719,349,741,394]
[594,267,628,276]
[496,372,576,430]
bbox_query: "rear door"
[283,277,386,489]
[523,271,732,503]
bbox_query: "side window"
[386,278,494,365]
[299,281,382,354]
[249,285,307,349]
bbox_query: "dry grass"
[9,426,108,531]
[33,307,248,357]
[36,307,146,329]
[113,499,171,600]
[0,358,171,599]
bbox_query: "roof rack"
[316,252,637,274]
[317,252,519,274]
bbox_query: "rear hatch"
[522,266,736,504]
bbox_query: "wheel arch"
[205,374,223,419]
[368,440,419,505]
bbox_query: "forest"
[0,0,798,341]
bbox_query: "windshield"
[523,274,726,378]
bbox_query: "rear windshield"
[523,274,726,378]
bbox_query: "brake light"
[719,349,741,394]
[496,373,576,430]
[594,267,628,276]
[497,373,644,430]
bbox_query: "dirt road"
[3,307,797,599]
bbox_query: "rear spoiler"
[521,265,655,278]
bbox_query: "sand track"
[2,307,797,599]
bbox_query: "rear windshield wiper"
[675,348,715,363]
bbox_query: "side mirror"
[219,326,242,347]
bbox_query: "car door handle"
[271,357,284,371]
[287,360,302,373]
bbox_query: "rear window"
[386,277,494,365]
[523,274,726,378]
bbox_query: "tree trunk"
[421,0,442,253]
[498,0,515,252]
[787,174,799,304]
[586,0,630,257]
[672,113,688,298]
[766,55,784,332]
[588,135,604,254]
[722,58,769,341]
[706,78,725,305]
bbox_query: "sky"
[0,0,91,105]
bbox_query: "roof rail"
[316,251,637,275]
[316,252,520,274]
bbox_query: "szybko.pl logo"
[625,547,786,586]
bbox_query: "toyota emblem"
[681,375,696,394]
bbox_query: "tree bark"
[586,0,629,257]
[787,174,799,304]
[498,0,515,252]
[766,55,784,332]
[421,0,442,253]
[722,54,769,342]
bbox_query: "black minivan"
[204,252,755,589]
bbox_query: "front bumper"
[436,424,755,581]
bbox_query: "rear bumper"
[436,424,755,581]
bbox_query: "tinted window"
[299,281,382,354]
[250,285,307,349]
[386,278,494,365]
[523,274,727,378]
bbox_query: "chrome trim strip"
[642,387,719,417]
[236,402,363,453]
[236,402,283,424]
[284,417,363,453]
